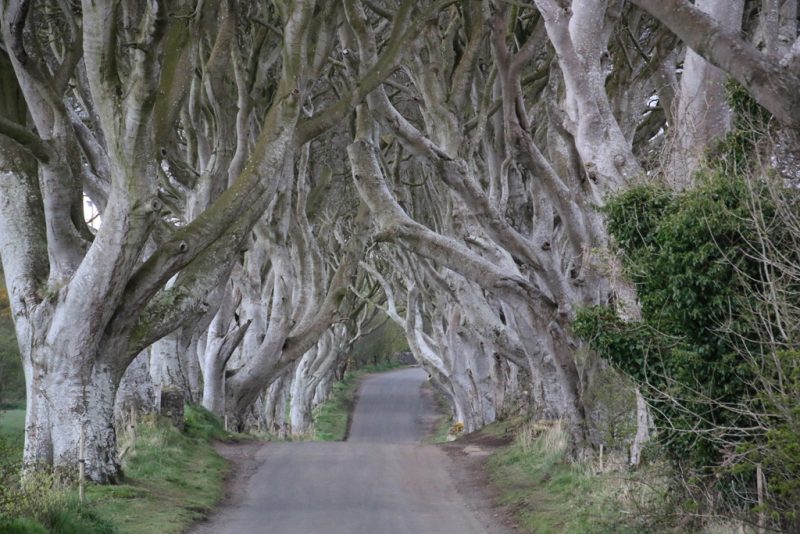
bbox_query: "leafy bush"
[577,173,763,468]
[576,140,800,528]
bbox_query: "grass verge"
[88,406,230,534]
[424,382,453,444]
[312,363,404,441]
[485,419,662,534]
[0,405,234,534]
[1,407,117,533]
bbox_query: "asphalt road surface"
[192,367,499,534]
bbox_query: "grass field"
[0,409,25,444]
[87,406,231,534]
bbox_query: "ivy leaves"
[575,174,764,470]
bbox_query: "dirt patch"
[214,439,265,499]
[448,427,515,449]
[415,379,517,531]
[187,439,265,532]
[440,433,521,533]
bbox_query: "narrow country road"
[191,367,505,534]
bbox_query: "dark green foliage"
[604,184,673,253]
[576,174,761,471]
[575,162,800,527]
[755,351,800,523]
[707,81,772,175]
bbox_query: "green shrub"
[0,517,48,534]
[577,173,763,470]
[576,118,800,528]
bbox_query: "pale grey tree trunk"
[288,356,316,437]
[115,349,155,425]
[150,333,189,404]
[201,347,227,418]
[288,328,347,436]
[630,388,652,466]
[263,375,290,438]
[667,0,745,187]
[23,350,121,482]
[200,284,250,417]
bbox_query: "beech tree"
[1,4,797,517]
[341,0,799,460]
[0,0,452,480]
[0,0,362,481]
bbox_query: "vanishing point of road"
[191,367,505,534]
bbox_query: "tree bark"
[667,0,745,187]
[24,349,121,482]
[631,0,800,128]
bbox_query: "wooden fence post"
[757,463,765,534]
[78,425,85,503]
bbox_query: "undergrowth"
[0,409,116,534]
[0,405,232,534]
[87,405,230,534]
[487,420,666,534]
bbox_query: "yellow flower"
[450,421,465,434]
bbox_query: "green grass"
[87,405,230,534]
[486,421,651,534]
[424,382,453,444]
[0,405,234,534]
[312,363,404,441]
[0,409,25,444]
[0,499,116,534]
[1,405,117,533]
